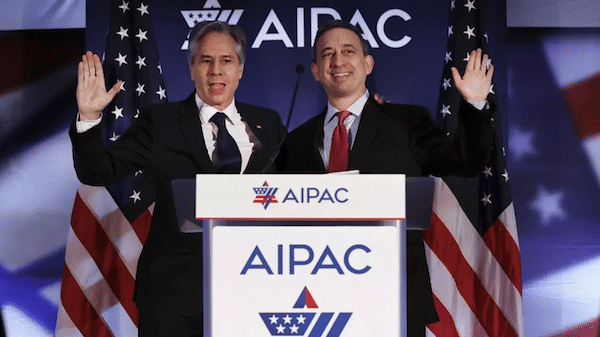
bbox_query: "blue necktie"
[210,112,242,173]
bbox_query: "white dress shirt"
[195,94,254,173]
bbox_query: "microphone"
[285,64,303,133]
[261,64,304,173]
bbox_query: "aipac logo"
[180,0,243,49]
[259,286,352,336]
[253,181,278,209]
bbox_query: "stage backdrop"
[85,0,507,132]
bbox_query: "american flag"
[422,0,523,336]
[55,0,166,335]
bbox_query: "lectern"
[172,174,434,337]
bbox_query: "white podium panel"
[196,174,407,337]
[211,225,400,337]
[196,174,405,220]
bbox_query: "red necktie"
[329,110,351,173]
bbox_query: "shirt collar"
[325,89,369,125]
[195,93,238,124]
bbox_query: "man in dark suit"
[71,21,284,336]
[278,20,495,337]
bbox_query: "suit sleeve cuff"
[76,112,102,133]
[467,100,489,111]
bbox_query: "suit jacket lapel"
[239,106,263,172]
[348,97,386,170]
[178,93,218,172]
[312,110,327,171]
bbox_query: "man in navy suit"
[71,21,284,336]
[278,20,495,337]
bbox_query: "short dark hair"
[312,20,371,63]
[187,21,246,66]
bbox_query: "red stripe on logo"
[304,287,319,309]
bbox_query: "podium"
[172,174,434,337]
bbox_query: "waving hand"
[451,48,494,102]
[77,51,123,120]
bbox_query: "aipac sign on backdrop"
[180,0,413,50]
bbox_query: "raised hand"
[451,48,494,102]
[373,93,390,105]
[77,51,122,120]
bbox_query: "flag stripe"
[59,267,113,337]
[550,318,600,337]
[55,303,85,337]
[563,74,600,139]
[582,136,600,186]
[62,206,138,336]
[78,184,143,277]
[130,205,153,244]
[497,202,520,247]
[483,215,523,294]
[424,212,517,337]
[72,191,138,324]
[426,295,460,337]
[425,245,487,337]
[431,180,523,329]
[564,73,600,186]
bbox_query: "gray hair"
[187,21,246,66]
[312,20,370,64]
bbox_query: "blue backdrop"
[85,0,507,132]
